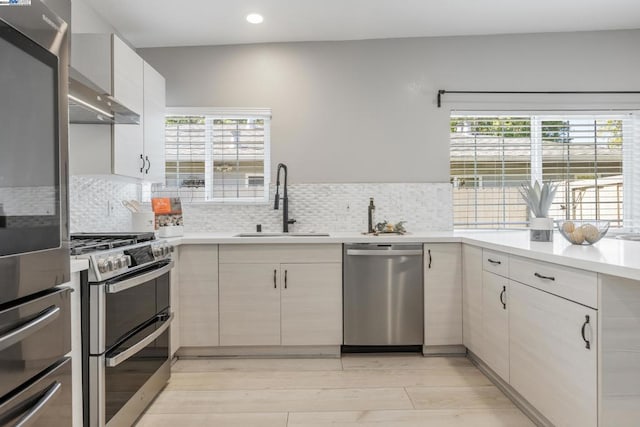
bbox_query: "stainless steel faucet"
[274,163,296,232]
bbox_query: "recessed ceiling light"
[246,13,264,24]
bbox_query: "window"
[156,109,271,203]
[450,113,637,229]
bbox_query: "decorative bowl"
[557,220,610,245]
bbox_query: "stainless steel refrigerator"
[0,1,72,425]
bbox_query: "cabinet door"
[219,263,281,346]
[179,246,219,347]
[112,35,144,114]
[169,247,180,356]
[424,243,462,346]
[112,35,144,178]
[280,263,342,346]
[462,245,483,357]
[482,271,509,381]
[510,280,597,427]
[142,61,166,182]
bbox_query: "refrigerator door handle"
[0,306,61,352]
[14,381,62,427]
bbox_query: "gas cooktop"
[70,232,173,282]
[70,232,156,255]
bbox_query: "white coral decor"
[518,181,558,218]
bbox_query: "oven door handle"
[105,313,173,368]
[105,261,174,294]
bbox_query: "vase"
[530,217,554,242]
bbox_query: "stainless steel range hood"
[68,76,139,125]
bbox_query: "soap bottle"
[367,198,375,233]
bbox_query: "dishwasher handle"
[346,249,423,256]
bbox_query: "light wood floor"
[135,354,534,426]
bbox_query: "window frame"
[164,107,272,205]
[450,110,632,229]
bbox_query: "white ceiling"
[84,0,640,48]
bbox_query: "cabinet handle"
[273,269,277,289]
[581,315,591,350]
[499,286,506,309]
[284,269,288,289]
[145,156,151,174]
[488,258,502,265]
[139,154,145,173]
[428,249,432,269]
[534,272,555,281]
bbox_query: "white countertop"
[71,258,89,273]
[170,230,640,281]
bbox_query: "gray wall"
[139,30,640,184]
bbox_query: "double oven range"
[72,233,175,427]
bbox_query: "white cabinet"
[510,280,597,427]
[482,271,509,381]
[178,245,219,347]
[70,33,166,181]
[219,263,281,346]
[142,62,166,182]
[218,244,342,347]
[280,263,342,346]
[462,244,483,357]
[112,36,145,178]
[423,243,462,348]
[169,246,180,357]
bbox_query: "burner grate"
[70,232,156,255]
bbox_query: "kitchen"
[1,0,640,426]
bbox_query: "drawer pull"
[534,272,555,281]
[581,315,591,350]
[488,258,502,265]
[499,286,506,309]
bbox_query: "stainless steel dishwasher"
[343,243,424,347]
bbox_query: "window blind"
[450,113,629,229]
[158,112,270,202]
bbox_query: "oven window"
[104,321,169,423]
[0,22,60,257]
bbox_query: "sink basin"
[233,232,330,237]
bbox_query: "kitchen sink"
[233,232,330,237]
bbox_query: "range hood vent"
[68,78,139,125]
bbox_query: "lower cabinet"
[510,280,597,427]
[482,271,509,381]
[178,245,219,347]
[280,263,342,346]
[462,245,483,357]
[219,263,281,346]
[219,262,342,346]
[424,243,462,347]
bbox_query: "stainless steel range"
[72,233,174,427]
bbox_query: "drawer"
[220,244,342,264]
[0,358,72,426]
[509,256,597,308]
[482,249,509,277]
[0,288,71,399]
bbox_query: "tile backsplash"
[179,183,452,233]
[70,180,452,234]
[70,175,141,233]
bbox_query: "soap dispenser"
[367,198,376,233]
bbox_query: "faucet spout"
[274,163,295,232]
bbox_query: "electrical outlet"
[106,200,114,216]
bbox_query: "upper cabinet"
[142,62,166,182]
[71,34,143,114]
[70,34,166,182]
